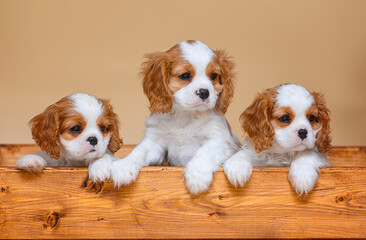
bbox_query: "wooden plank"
[0,144,135,167]
[327,146,366,167]
[0,144,40,166]
[1,144,366,167]
[0,167,365,239]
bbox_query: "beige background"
[1,0,365,146]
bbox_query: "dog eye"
[179,73,191,80]
[210,73,217,80]
[309,115,319,123]
[279,115,291,123]
[100,126,106,132]
[70,125,82,133]
[309,115,315,122]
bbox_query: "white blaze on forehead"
[179,41,215,74]
[276,84,314,112]
[68,93,103,125]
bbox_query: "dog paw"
[111,159,141,188]
[224,155,253,188]
[16,155,46,173]
[183,165,213,195]
[288,167,319,195]
[88,159,112,183]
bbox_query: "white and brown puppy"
[224,83,331,195]
[112,40,240,194]
[17,93,122,182]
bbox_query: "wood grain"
[1,167,366,239]
[1,144,365,167]
[327,146,366,167]
[0,144,135,166]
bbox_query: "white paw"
[224,156,253,188]
[288,167,319,195]
[16,154,46,173]
[88,158,112,183]
[111,158,141,188]
[183,165,213,195]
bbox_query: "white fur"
[223,149,253,188]
[112,41,240,194]
[60,93,110,162]
[275,84,319,151]
[17,93,114,182]
[173,41,218,112]
[17,154,47,173]
[224,84,330,195]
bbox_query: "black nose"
[298,129,308,140]
[196,88,209,100]
[87,136,98,146]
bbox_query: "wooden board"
[0,144,135,167]
[1,167,366,239]
[1,144,365,167]
[327,146,366,167]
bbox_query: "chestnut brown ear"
[140,52,173,113]
[312,92,332,153]
[100,99,122,154]
[240,90,275,153]
[214,49,235,114]
[29,104,61,159]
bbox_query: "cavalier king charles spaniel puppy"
[111,40,240,194]
[17,93,122,182]
[224,83,331,195]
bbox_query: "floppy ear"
[240,90,275,153]
[29,104,61,159]
[100,99,122,154]
[140,52,173,113]
[312,92,332,153]
[214,49,235,114]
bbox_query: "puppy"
[224,83,331,195]
[111,40,240,194]
[17,93,122,182]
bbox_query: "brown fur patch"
[140,45,185,113]
[30,97,74,159]
[271,106,295,129]
[168,60,195,93]
[306,104,322,131]
[60,113,86,141]
[240,89,277,153]
[312,92,332,153]
[141,42,235,114]
[30,96,123,158]
[186,40,196,44]
[206,60,224,94]
[98,99,122,154]
[212,49,235,114]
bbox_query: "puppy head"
[141,40,235,114]
[30,93,122,160]
[241,84,331,153]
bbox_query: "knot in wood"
[335,195,347,203]
[43,212,60,229]
[85,179,104,193]
[1,186,9,193]
[209,211,224,217]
